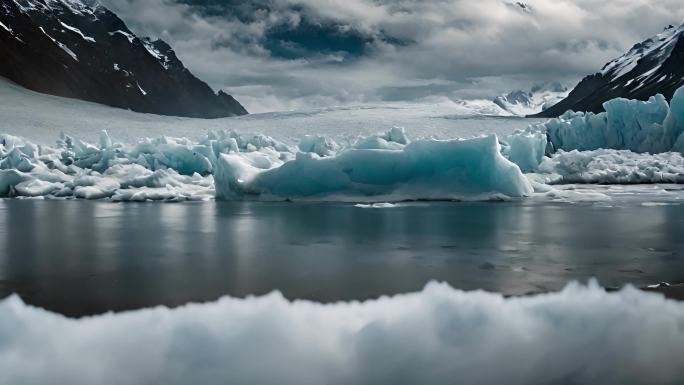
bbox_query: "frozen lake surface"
[1,198,683,317]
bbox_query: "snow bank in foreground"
[1,282,684,385]
[215,135,533,201]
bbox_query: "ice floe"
[534,149,684,184]
[215,134,533,201]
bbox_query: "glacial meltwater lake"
[1,198,683,317]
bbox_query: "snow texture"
[0,130,241,201]
[108,29,135,44]
[39,26,78,61]
[535,149,684,184]
[59,21,95,42]
[601,24,682,82]
[0,21,12,33]
[141,38,171,69]
[0,78,537,146]
[1,281,684,385]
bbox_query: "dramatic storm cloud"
[2,282,684,385]
[100,0,684,112]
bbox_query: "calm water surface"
[1,199,683,317]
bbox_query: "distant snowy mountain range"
[492,82,568,116]
[538,22,684,117]
[0,0,247,118]
[449,82,568,117]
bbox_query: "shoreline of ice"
[1,86,684,203]
[1,126,683,203]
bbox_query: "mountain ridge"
[535,22,684,117]
[0,0,248,118]
[493,82,568,116]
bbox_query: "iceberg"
[215,135,533,201]
[666,86,684,153]
[503,85,684,173]
[501,130,547,173]
[0,128,533,202]
[539,94,672,154]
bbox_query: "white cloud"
[1,281,684,384]
[100,0,684,112]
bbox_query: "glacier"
[1,80,684,202]
[501,85,684,180]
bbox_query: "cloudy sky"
[100,0,684,112]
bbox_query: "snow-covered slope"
[0,77,538,145]
[539,23,684,117]
[600,25,682,81]
[425,83,569,118]
[0,0,247,118]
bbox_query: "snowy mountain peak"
[600,22,683,82]
[10,0,99,15]
[0,0,247,117]
[538,21,684,117]
[493,83,568,116]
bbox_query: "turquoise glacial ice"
[216,135,533,201]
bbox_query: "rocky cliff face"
[0,0,248,118]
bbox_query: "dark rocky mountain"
[535,23,684,118]
[0,0,247,118]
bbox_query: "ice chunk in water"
[215,135,533,201]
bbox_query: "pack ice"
[0,128,533,201]
[1,86,684,201]
[0,130,291,201]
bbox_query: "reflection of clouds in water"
[2,281,684,385]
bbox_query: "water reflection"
[0,199,682,316]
